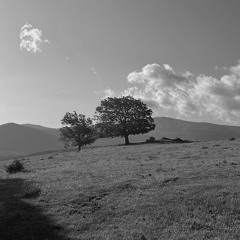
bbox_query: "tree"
[59,112,96,151]
[95,96,155,145]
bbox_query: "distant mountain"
[92,117,240,145]
[0,123,63,160]
[150,117,240,141]
[22,124,59,138]
[1,117,240,160]
[24,124,150,147]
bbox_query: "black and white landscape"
[2,1,240,239]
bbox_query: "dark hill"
[0,123,63,160]
[22,124,59,138]
[150,117,240,141]
[93,117,240,145]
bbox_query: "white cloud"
[19,23,50,53]
[91,67,97,75]
[229,60,240,76]
[104,89,116,97]
[215,66,228,71]
[95,88,116,98]
[123,62,240,124]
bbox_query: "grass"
[1,140,240,239]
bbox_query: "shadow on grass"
[0,178,68,240]
[115,140,194,147]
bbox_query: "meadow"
[1,140,240,239]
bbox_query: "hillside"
[93,117,240,144]
[150,117,240,141]
[1,140,240,239]
[0,123,63,160]
[22,124,60,138]
[1,117,240,160]
[21,117,240,143]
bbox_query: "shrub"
[146,136,155,143]
[149,136,155,141]
[5,159,25,174]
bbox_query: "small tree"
[59,112,96,151]
[95,96,155,145]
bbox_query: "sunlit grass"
[1,140,240,239]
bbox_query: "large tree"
[59,112,95,151]
[95,96,155,145]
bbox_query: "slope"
[0,123,63,159]
[151,117,240,141]
[22,124,59,138]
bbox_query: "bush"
[149,136,155,141]
[5,159,25,174]
[146,136,155,143]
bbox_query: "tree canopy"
[95,96,155,145]
[59,112,95,151]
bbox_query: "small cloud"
[94,88,116,97]
[182,71,194,77]
[19,23,50,53]
[215,66,228,71]
[65,57,70,61]
[103,89,116,97]
[91,67,97,75]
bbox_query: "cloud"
[128,64,187,88]
[103,89,116,97]
[229,60,240,76]
[19,23,50,53]
[95,88,116,98]
[215,66,228,71]
[122,62,240,124]
[91,67,97,75]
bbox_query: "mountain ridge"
[0,123,63,160]
[151,117,240,141]
[1,117,240,160]
[22,124,59,137]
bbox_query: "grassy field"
[1,140,240,239]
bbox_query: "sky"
[2,0,240,127]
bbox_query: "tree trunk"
[78,145,81,151]
[124,134,130,145]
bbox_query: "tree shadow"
[0,178,68,240]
